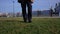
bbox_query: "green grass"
[0,17,60,34]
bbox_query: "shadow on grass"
[20,21,32,23]
[0,20,30,23]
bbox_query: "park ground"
[0,17,60,34]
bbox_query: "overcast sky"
[0,0,60,13]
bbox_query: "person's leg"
[21,2,27,22]
[27,1,32,22]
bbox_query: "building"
[16,12,21,17]
[0,13,8,17]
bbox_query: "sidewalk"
[32,16,60,18]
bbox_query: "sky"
[0,0,60,13]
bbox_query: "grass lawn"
[0,17,60,34]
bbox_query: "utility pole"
[13,1,15,17]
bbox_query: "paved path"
[0,16,60,18]
[32,16,60,18]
